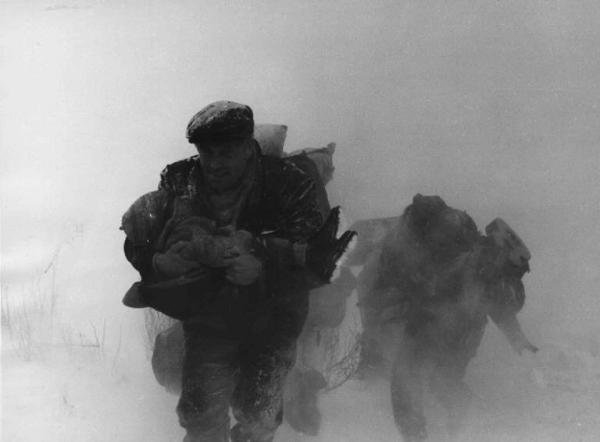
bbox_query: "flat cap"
[186,101,254,144]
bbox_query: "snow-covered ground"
[5,328,600,442]
[3,265,600,442]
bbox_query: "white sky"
[1,0,599,334]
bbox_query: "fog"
[2,1,600,441]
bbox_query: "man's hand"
[492,312,539,356]
[307,207,357,282]
[510,336,539,355]
[179,236,239,268]
[224,253,263,286]
[153,241,205,278]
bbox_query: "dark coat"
[123,149,324,340]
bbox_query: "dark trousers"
[390,320,486,441]
[176,323,296,442]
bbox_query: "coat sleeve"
[123,158,198,280]
[268,158,324,243]
[251,158,323,273]
[251,159,327,329]
[121,190,171,280]
[122,186,175,281]
[123,238,157,280]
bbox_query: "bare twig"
[112,325,123,370]
[324,332,361,391]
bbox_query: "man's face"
[195,138,253,192]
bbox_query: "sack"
[151,322,185,395]
[345,216,399,266]
[485,217,531,271]
[304,266,355,329]
[287,143,336,185]
[254,124,288,157]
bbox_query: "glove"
[224,253,263,286]
[222,229,262,286]
[306,207,357,282]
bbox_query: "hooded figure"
[351,195,537,441]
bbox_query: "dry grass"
[2,265,112,361]
[2,280,50,360]
[321,317,362,391]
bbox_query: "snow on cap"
[186,101,254,144]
